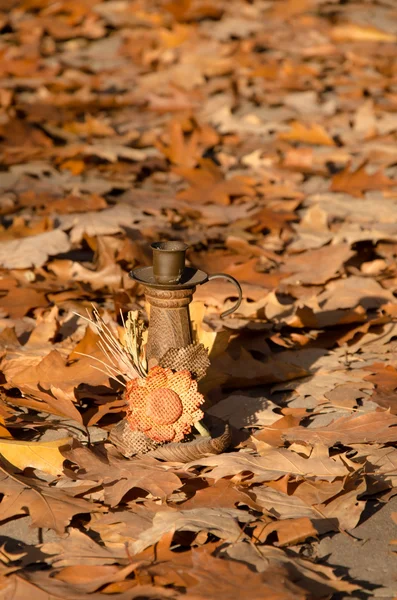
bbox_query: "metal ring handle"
[206,273,243,318]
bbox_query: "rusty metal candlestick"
[130,241,242,367]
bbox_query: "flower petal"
[167,370,191,395]
[145,366,168,391]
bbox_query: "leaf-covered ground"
[1,0,397,598]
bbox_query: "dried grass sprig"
[74,306,147,386]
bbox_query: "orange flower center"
[145,388,183,425]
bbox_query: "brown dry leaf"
[206,392,280,429]
[236,544,359,597]
[253,414,303,447]
[0,465,103,534]
[211,347,311,388]
[250,484,320,520]
[315,275,395,311]
[331,164,396,198]
[157,120,201,168]
[129,507,254,556]
[0,229,71,269]
[185,449,348,483]
[58,203,166,244]
[363,363,397,413]
[181,479,259,511]
[249,206,298,234]
[1,568,174,600]
[282,411,397,447]
[1,349,105,423]
[35,193,107,214]
[53,563,138,594]
[63,444,182,506]
[0,437,70,476]
[280,243,354,285]
[183,550,305,600]
[63,116,115,137]
[364,363,397,391]
[174,160,256,205]
[316,478,367,530]
[0,284,49,318]
[254,516,337,546]
[41,528,128,567]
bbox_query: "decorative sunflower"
[125,366,204,442]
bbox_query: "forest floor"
[1,0,397,598]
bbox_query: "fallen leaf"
[282,411,397,447]
[0,229,71,269]
[331,164,396,198]
[254,516,337,546]
[331,23,397,43]
[184,550,305,600]
[174,160,256,205]
[0,465,103,534]
[279,122,335,146]
[181,479,259,511]
[185,449,348,482]
[280,244,354,285]
[206,393,280,429]
[63,444,182,506]
[129,507,254,555]
[0,437,70,476]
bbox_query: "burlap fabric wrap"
[109,343,230,460]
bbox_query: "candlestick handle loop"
[206,273,242,318]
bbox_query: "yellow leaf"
[60,159,85,175]
[331,24,396,43]
[190,301,230,359]
[0,438,71,476]
[0,415,12,438]
[159,24,191,48]
[279,122,335,146]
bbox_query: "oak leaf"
[181,479,259,511]
[0,229,71,269]
[174,160,256,205]
[280,243,354,285]
[331,164,396,198]
[185,449,348,482]
[128,507,254,556]
[0,437,71,476]
[254,516,337,546]
[282,411,397,447]
[279,121,335,146]
[0,465,103,534]
[185,550,306,600]
[63,444,182,506]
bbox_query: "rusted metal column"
[145,286,195,366]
